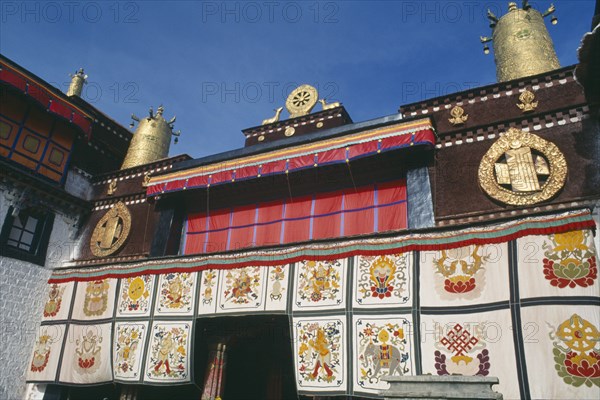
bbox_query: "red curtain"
[377,181,407,232]
[206,209,231,253]
[344,187,375,236]
[283,196,312,243]
[312,193,342,240]
[228,205,256,250]
[255,201,284,247]
[185,213,207,254]
[184,180,408,255]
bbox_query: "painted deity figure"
[154,332,175,374]
[230,270,252,300]
[308,328,334,381]
[166,276,183,308]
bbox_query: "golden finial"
[67,68,87,97]
[480,2,560,82]
[121,105,181,169]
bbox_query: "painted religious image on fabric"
[42,282,74,321]
[145,322,191,383]
[541,230,597,289]
[353,316,412,394]
[155,272,197,316]
[294,317,346,391]
[353,254,410,308]
[70,279,117,321]
[113,322,148,381]
[217,266,266,312]
[117,275,154,317]
[433,323,490,377]
[198,270,218,315]
[293,259,346,310]
[59,323,113,384]
[548,314,600,388]
[420,243,509,306]
[265,265,289,311]
[27,324,65,382]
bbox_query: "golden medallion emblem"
[478,128,567,205]
[286,84,318,118]
[90,201,132,257]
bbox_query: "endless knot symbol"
[440,324,479,356]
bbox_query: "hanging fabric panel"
[255,201,284,247]
[343,187,375,237]
[283,196,313,243]
[206,209,231,253]
[312,192,343,240]
[185,214,208,254]
[377,180,407,232]
[228,205,256,251]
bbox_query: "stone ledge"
[380,375,503,400]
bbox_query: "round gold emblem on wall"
[90,201,132,257]
[478,128,567,206]
[284,127,295,137]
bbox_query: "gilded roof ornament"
[448,106,468,126]
[517,90,538,113]
[480,2,560,82]
[261,107,283,126]
[286,84,318,118]
[319,99,341,110]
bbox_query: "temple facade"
[1,2,599,400]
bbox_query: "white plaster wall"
[0,191,79,400]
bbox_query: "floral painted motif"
[115,324,144,377]
[223,267,262,305]
[357,319,410,389]
[297,260,342,305]
[356,255,408,305]
[549,314,600,388]
[74,328,103,374]
[269,266,286,301]
[157,273,195,313]
[147,325,189,380]
[433,246,490,297]
[201,271,217,305]
[542,230,597,289]
[434,323,490,376]
[83,280,109,316]
[43,284,65,318]
[119,276,152,314]
[297,320,343,385]
[30,331,52,372]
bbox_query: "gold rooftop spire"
[480,1,560,82]
[121,105,181,169]
[67,68,87,97]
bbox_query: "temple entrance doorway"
[196,314,297,400]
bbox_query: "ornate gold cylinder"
[67,70,86,97]
[492,7,560,82]
[121,111,173,169]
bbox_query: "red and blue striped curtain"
[184,179,407,255]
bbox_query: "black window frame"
[0,205,55,266]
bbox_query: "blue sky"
[0,1,595,158]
